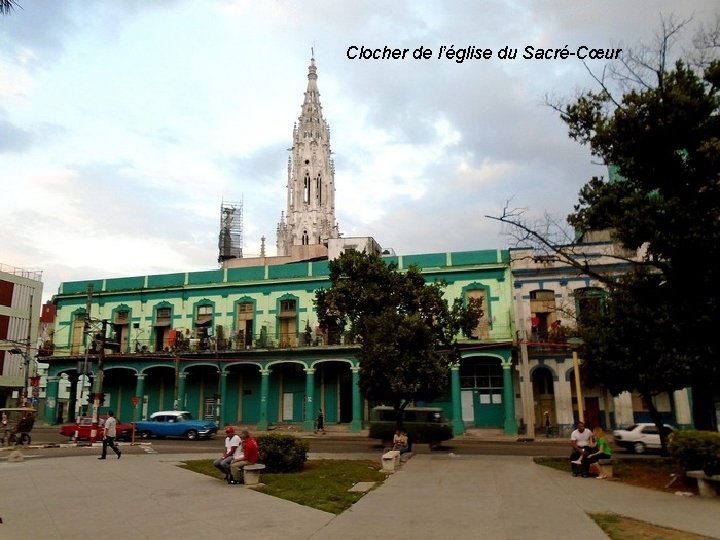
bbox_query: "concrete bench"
[687,470,720,498]
[382,450,401,472]
[242,463,266,486]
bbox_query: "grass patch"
[179,458,386,514]
[590,512,715,540]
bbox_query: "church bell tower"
[276,58,339,256]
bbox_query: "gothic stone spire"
[276,58,339,256]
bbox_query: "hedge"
[257,433,309,473]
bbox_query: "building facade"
[0,262,43,407]
[511,238,693,437]
[44,250,515,434]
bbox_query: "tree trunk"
[644,394,669,456]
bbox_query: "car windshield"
[178,412,192,421]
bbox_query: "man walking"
[214,426,242,483]
[98,410,122,460]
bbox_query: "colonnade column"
[303,367,316,431]
[219,371,228,426]
[135,373,146,420]
[43,375,60,424]
[673,388,693,429]
[502,362,518,435]
[176,373,187,411]
[450,364,464,436]
[350,367,362,432]
[67,372,79,423]
[258,368,271,431]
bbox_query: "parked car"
[60,416,134,441]
[368,406,454,448]
[133,410,218,440]
[612,423,675,454]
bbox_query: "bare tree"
[0,0,20,15]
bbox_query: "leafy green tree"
[489,19,720,430]
[579,270,687,454]
[314,249,482,427]
[562,20,720,429]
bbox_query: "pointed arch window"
[316,174,322,203]
[303,173,310,204]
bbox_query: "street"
[8,425,573,460]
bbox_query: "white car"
[612,423,675,454]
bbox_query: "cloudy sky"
[1,0,716,303]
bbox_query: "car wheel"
[140,431,152,439]
[186,429,198,440]
[633,441,646,454]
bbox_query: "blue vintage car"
[134,410,218,440]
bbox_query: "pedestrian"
[315,409,325,434]
[214,426,242,483]
[230,430,259,484]
[569,420,593,476]
[544,411,552,438]
[98,411,122,459]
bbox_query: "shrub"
[257,433,309,473]
[668,430,720,475]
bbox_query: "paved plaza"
[1,445,719,540]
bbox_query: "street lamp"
[566,337,585,423]
[9,347,30,407]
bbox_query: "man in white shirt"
[213,426,242,483]
[570,421,593,476]
[98,410,122,460]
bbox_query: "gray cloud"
[0,118,33,152]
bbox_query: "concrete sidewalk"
[1,449,718,540]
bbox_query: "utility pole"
[77,284,93,420]
[22,292,33,407]
[89,319,107,443]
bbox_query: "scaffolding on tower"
[218,200,243,263]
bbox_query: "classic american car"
[133,410,218,440]
[60,415,134,441]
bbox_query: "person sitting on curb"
[578,427,612,479]
[569,421,593,477]
[229,430,259,485]
[214,426,242,484]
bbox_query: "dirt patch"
[591,512,716,540]
[534,456,698,495]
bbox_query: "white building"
[510,237,692,437]
[0,262,43,407]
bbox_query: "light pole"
[567,337,585,423]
